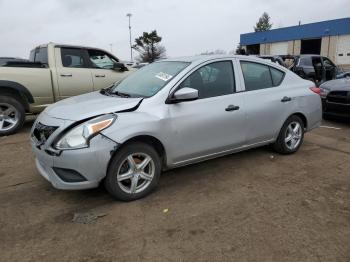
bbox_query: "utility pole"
[109,43,113,54]
[126,13,133,62]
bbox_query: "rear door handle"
[60,73,72,77]
[95,74,106,77]
[281,96,292,102]
[225,105,240,111]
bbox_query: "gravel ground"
[0,118,349,262]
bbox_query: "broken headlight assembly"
[54,114,116,150]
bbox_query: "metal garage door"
[336,35,350,65]
[270,42,288,55]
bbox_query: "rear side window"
[61,48,89,68]
[270,67,284,86]
[240,61,285,91]
[240,61,273,91]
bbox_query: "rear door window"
[240,61,284,91]
[61,48,89,68]
[240,61,273,91]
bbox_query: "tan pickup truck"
[0,43,133,135]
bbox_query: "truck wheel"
[105,142,161,201]
[272,115,304,155]
[0,95,25,136]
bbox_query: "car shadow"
[49,146,269,207]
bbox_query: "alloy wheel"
[117,153,155,194]
[284,121,302,150]
[0,103,19,132]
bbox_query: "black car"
[258,55,286,67]
[287,55,349,86]
[320,78,350,119]
[0,57,28,66]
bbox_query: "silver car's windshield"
[110,61,190,98]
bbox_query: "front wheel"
[272,115,304,154]
[105,142,161,201]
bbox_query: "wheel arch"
[110,135,167,169]
[0,80,34,111]
[274,112,308,140]
[290,112,308,129]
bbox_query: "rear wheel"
[0,95,25,136]
[105,142,161,201]
[273,115,304,154]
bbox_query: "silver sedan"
[31,55,322,201]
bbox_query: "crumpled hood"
[321,78,350,91]
[44,91,142,121]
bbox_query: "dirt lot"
[0,118,349,262]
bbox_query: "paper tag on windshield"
[155,72,173,81]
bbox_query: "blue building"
[240,17,350,67]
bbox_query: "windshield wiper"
[100,87,112,96]
[100,87,135,98]
[113,91,131,98]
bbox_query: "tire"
[272,115,305,155]
[0,95,25,136]
[105,142,162,201]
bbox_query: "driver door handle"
[95,74,106,77]
[281,96,292,102]
[225,105,240,111]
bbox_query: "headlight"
[55,114,116,150]
[319,86,330,97]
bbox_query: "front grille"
[32,122,58,146]
[327,91,350,105]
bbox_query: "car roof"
[161,55,268,64]
[33,43,116,53]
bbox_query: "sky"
[0,0,349,61]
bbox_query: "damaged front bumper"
[30,113,119,190]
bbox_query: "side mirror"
[170,87,198,103]
[113,62,128,72]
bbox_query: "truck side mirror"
[113,62,128,72]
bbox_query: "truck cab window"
[29,47,48,65]
[61,48,89,68]
[87,50,118,69]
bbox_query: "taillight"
[309,87,321,95]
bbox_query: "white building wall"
[270,42,289,55]
[336,34,350,65]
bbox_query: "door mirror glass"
[113,62,128,72]
[172,87,198,102]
